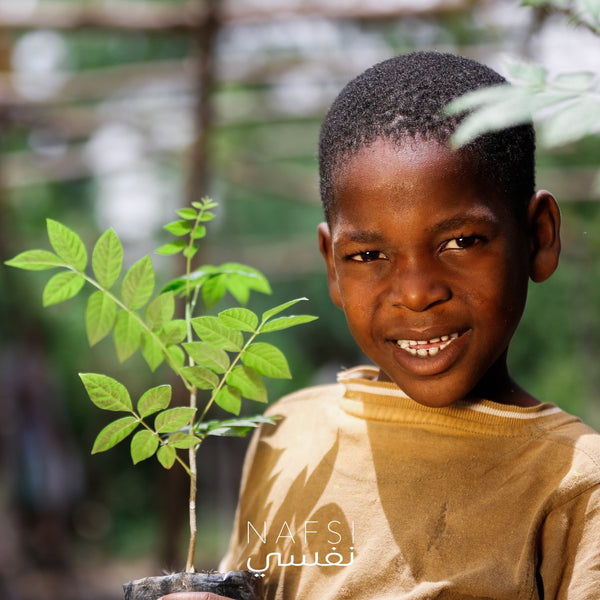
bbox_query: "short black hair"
[319,51,535,222]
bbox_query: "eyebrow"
[334,208,501,244]
[427,210,500,234]
[334,230,386,244]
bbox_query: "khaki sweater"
[221,367,600,599]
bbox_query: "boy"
[168,52,600,599]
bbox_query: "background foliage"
[1,1,599,598]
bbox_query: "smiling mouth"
[396,333,459,358]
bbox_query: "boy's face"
[319,138,544,408]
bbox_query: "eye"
[442,235,484,251]
[348,250,388,262]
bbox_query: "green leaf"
[242,343,291,379]
[86,290,117,346]
[176,207,197,220]
[138,385,172,418]
[191,225,207,240]
[92,228,123,289]
[199,212,216,222]
[141,331,164,371]
[145,292,175,331]
[164,220,193,236]
[219,307,259,332]
[47,219,88,271]
[541,97,600,147]
[192,316,244,351]
[213,385,242,415]
[42,271,86,306]
[131,430,159,464]
[166,344,185,370]
[156,240,187,256]
[504,56,547,87]
[166,432,201,449]
[155,407,197,433]
[121,256,155,310]
[79,373,133,412]
[181,365,220,390]
[113,310,142,362]
[553,71,597,93]
[226,276,251,305]
[157,445,177,469]
[159,319,187,345]
[183,244,198,259]
[92,416,138,454]
[183,342,230,373]
[202,274,228,309]
[196,415,277,438]
[262,297,309,321]
[5,249,65,271]
[260,314,318,333]
[227,366,267,403]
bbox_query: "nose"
[387,258,451,312]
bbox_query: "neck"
[469,353,540,407]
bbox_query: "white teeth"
[396,332,459,358]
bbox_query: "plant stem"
[183,206,207,572]
[185,428,199,572]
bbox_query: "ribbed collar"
[337,366,570,434]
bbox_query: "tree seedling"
[5,197,317,572]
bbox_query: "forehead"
[330,138,513,231]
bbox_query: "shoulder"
[540,413,600,503]
[263,381,345,420]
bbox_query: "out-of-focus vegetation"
[1,1,599,598]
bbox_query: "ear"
[527,190,561,283]
[317,222,343,309]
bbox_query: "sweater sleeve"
[538,484,600,599]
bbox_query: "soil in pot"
[123,570,263,600]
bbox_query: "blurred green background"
[1,1,599,598]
